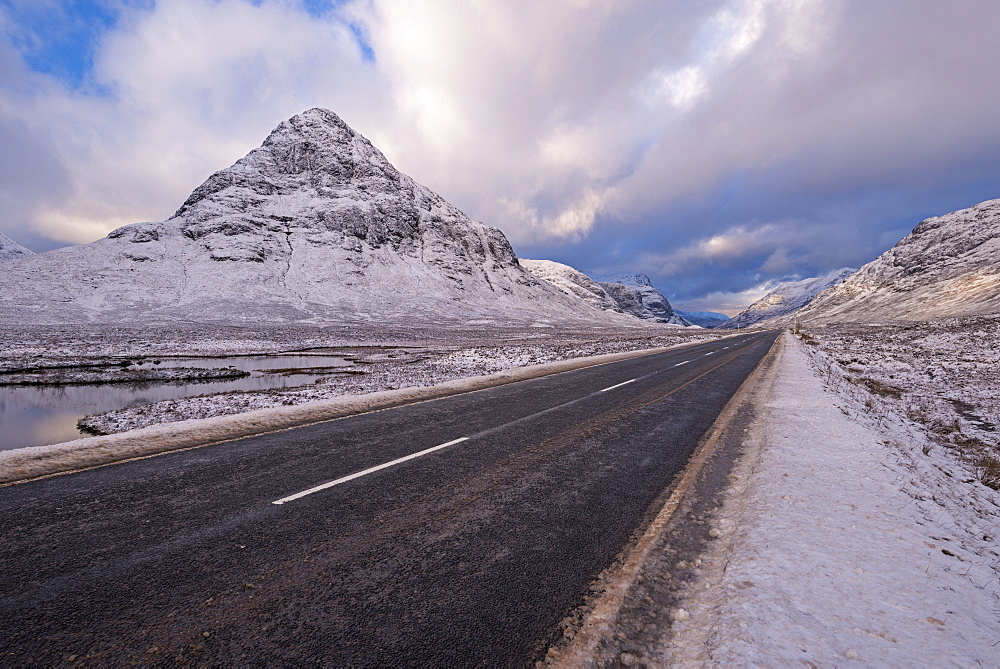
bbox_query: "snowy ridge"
[0,109,619,327]
[718,267,855,329]
[588,272,692,326]
[794,198,1000,323]
[518,259,622,314]
[0,232,33,261]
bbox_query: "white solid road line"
[600,378,636,393]
[272,437,470,505]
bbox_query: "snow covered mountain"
[718,267,856,329]
[675,310,729,328]
[589,273,692,326]
[0,232,33,261]
[791,198,1000,323]
[0,109,619,327]
[518,259,622,313]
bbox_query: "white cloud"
[674,283,776,316]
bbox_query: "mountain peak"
[173,108,396,219]
[264,107,379,158]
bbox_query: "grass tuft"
[974,454,1000,491]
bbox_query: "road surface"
[0,331,778,665]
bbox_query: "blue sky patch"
[1,0,128,88]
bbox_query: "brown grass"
[849,376,905,399]
[974,454,1000,491]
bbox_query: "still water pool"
[0,354,352,451]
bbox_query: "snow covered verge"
[800,316,1000,491]
[0,327,717,484]
[550,320,1000,666]
[650,325,998,665]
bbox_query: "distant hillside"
[518,259,623,314]
[0,232,33,261]
[791,198,1000,323]
[587,272,692,326]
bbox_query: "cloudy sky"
[2,0,999,314]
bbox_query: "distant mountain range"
[518,261,696,327]
[0,232,33,262]
[674,310,729,328]
[1,108,995,329]
[718,268,856,329]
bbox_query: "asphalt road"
[0,330,779,666]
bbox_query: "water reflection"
[0,354,352,451]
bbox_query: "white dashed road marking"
[273,437,470,505]
[600,379,636,393]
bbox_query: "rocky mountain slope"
[0,109,620,327]
[588,273,692,326]
[675,310,729,328]
[718,267,856,329]
[793,198,1000,323]
[0,232,33,261]
[518,259,622,314]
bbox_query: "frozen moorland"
[573,317,999,665]
[801,316,999,489]
[0,323,715,437]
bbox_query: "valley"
[0,105,997,665]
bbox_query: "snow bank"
[0,345,675,485]
[659,333,1000,665]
